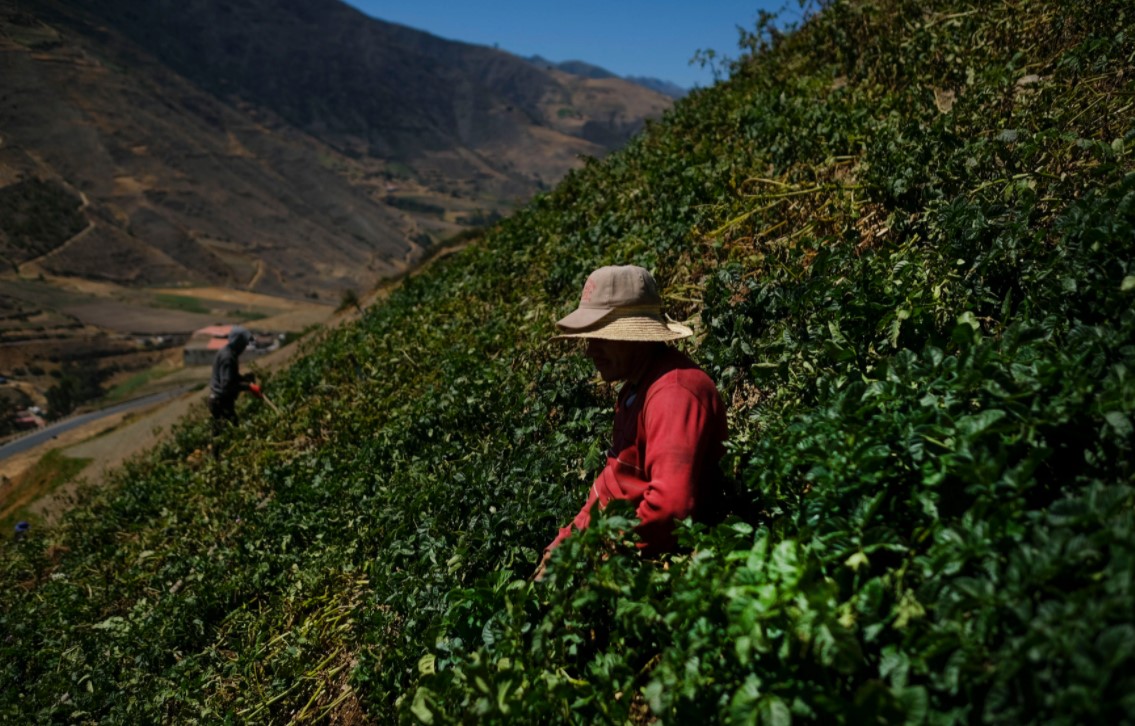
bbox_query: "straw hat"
[554,265,693,341]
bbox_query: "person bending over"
[536,265,728,579]
[208,326,256,451]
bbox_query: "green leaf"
[729,674,763,726]
[410,688,436,724]
[644,681,665,714]
[879,647,909,688]
[771,540,800,585]
[956,311,980,331]
[1104,411,1133,437]
[759,694,792,726]
[1096,624,1135,667]
[92,616,130,634]
[845,551,870,571]
[828,319,847,344]
[888,309,910,348]
[956,409,1007,437]
[898,685,929,725]
[730,521,755,537]
[894,590,926,630]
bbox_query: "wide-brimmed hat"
[553,265,693,341]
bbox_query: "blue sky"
[342,1,788,90]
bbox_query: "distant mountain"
[625,76,688,99]
[0,0,672,297]
[527,55,688,99]
[527,55,617,80]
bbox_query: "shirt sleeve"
[545,477,602,553]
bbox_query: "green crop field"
[2,0,1133,722]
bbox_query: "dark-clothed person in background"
[535,265,728,580]
[209,326,256,442]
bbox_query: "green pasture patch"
[0,179,85,262]
[148,294,267,321]
[151,293,211,315]
[385,161,415,179]
[103,366,174,403]
[385,195,446,217]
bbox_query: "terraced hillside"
[2,0,1133,722]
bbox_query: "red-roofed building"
[183,324,279,366]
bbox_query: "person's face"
[584,339,652,383]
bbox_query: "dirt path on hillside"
[18,190,92,278]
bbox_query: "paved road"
[0,386,196,461]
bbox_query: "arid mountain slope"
[0,0,671,297]
[1,3,418,296]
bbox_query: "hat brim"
[553,313,693,342]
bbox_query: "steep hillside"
[2,0,1133,722]
[0,6,413,295]
[0,0,670,295]
[60,0,667,163]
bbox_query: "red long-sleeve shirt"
[546,347,728,554]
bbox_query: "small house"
[183,324,278,367]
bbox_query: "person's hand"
[532,550,552,582]
[244,372,257,383]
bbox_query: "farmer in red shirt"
[536,265,728,579]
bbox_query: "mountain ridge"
[527,54,688,98]
[0,0,672,297]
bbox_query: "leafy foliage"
[2,0,1134,722]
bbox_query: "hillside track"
[16,188,91,274]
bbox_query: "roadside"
[0,389,190,529]
[0,342,274,529]
[0,386,193,461]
